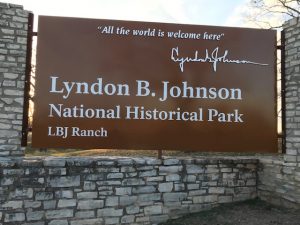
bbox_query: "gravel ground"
[159,199,300,225]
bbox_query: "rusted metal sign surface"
[32,16,277,152]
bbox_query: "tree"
[247,0,300,28]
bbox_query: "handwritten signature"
[171,47,268,72]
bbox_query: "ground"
[159,199,300,225]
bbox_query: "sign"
[32,16,277,152]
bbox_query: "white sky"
[8,0,249,30]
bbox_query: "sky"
[7,0,249,30]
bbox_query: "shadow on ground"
[159,198,300,225]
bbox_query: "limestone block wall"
[258,17,300,208]
[0,2,29,156]
[258,157,300,208]
[0,157,258,225]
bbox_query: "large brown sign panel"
[32,16,277,152]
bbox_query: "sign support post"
[21,13,34,147]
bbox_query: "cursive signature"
[171,47,268,72]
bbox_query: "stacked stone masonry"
[258,156,300,208]
[0,2,29,156]
[284,18,300,164]
[0,157,258,225]
[257,17,300,208]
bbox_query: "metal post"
[21,13,34,147]
[281,30,286,154]
[158,150,162,159]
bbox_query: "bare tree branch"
[247,0,300,29]
[278,0,300,15]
